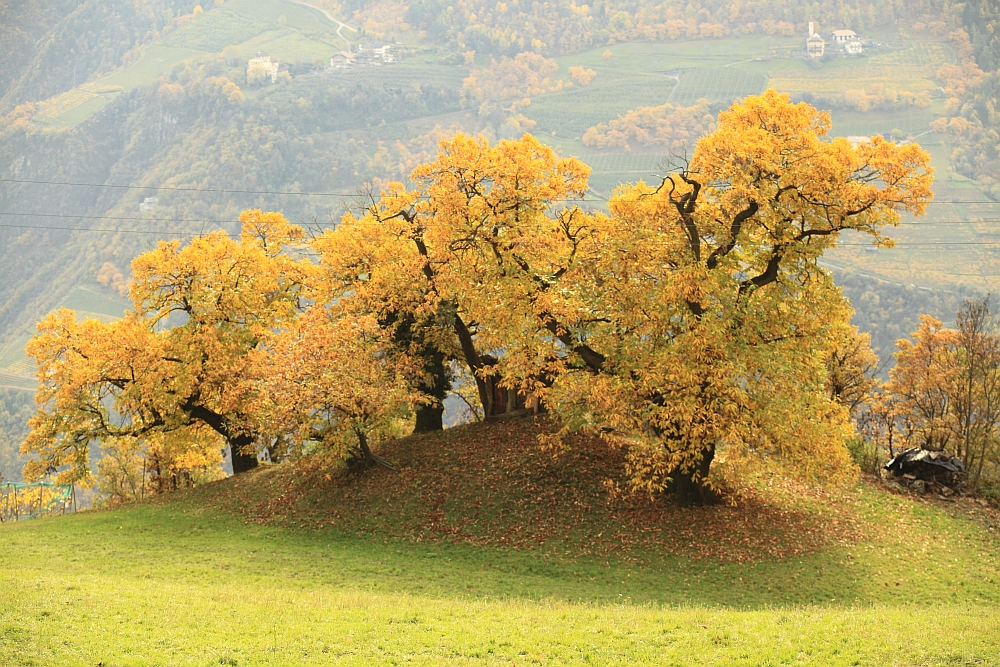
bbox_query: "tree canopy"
[22,92,934,503]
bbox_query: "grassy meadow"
[2,420,1000,665]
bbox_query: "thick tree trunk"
[414,404,445,432]
[356,431,376,466]
[382,309,451,433]
[670,443,717,505]
[229,434,259,474]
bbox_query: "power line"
[2,177,998,205]
[10,220,1000,248]
[0,223,193,236]
[0,211,244,225]
[9,210,1000,227]
[0,178,360,198]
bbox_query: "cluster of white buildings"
[806,22,864,58]
[330,43,399,69]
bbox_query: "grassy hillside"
[2,418,999,664]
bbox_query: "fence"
[0,482,74,522]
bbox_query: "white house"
[330,51,355,68]
[831,29,858,43]
[247,53,279,83]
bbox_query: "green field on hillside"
[228,0,340,34]
[531,34,953,141]
[2,420,999,666]
[29,0,350,129]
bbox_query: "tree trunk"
[414,404,445,432]
[671,443,717,505]
[356,431,376,466]
[229,434,259,474]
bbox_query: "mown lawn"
[3,421,1000,665]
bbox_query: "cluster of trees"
[826,86,933,114]
[834,270,971,365]
[462,53,565,113]
[461,54,599,120]
[851,299,1000,491]
[930,21,1000,201]
[582,100,716,150]
[22,93,933,504]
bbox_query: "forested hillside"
[943,0,1000,200]
[2,0,999,483]
[834,271,972,365]
[0,390,33,483]
[1,0,198,113]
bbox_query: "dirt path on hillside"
[287,0,357,45]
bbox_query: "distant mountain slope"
[400,0,953,57]
[0,0,197,114]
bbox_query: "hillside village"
[330,42,401,68]
[806,22,866,57]
[244,42,402,84]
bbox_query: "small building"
[247,53,279,83]
[330,51,355,68]
[139,197,158,212]
[831,29,858,44]
[827,29,863,55]
[807,22,825,58]
[354,42,398,64]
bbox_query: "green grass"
[2,506,999,665]
[99,45,206,89]
[2,420,1000,664]
[237,29,338,63]
[227,0,340,34]
[161,9,274,51]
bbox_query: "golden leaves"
[24,93,937,502]
[23,214,312,487]
[251,307,423,460]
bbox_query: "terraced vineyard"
[0,288,127,391]
[668,66,769,105]
[524,71,678,139]
[576,153,673,198]
[160,9,274,51]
